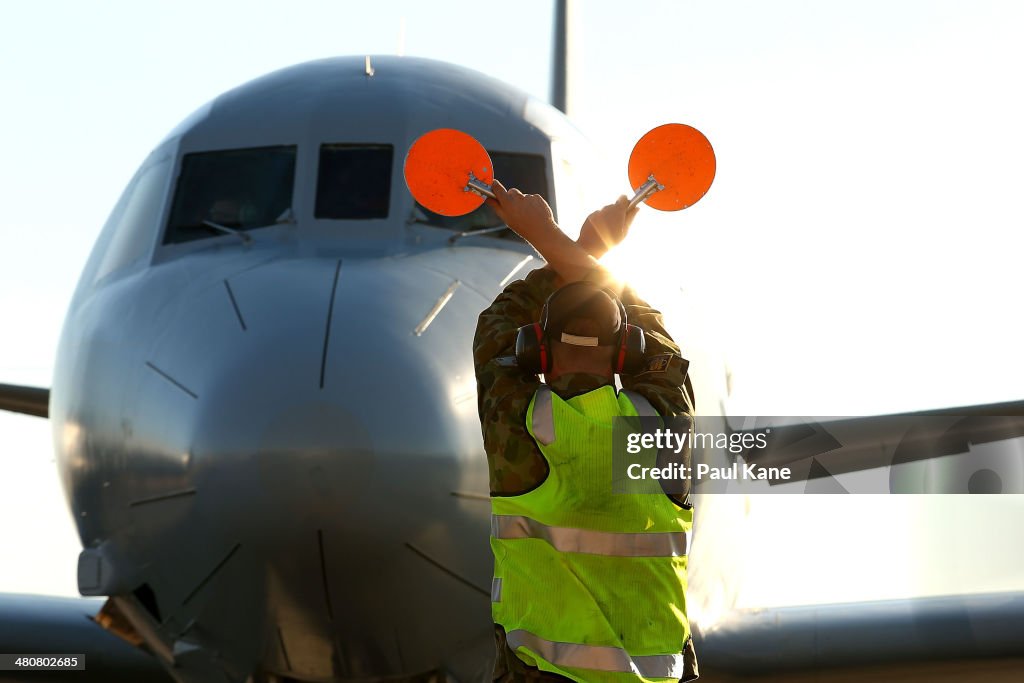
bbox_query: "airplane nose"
[71,253,493,678]
[164,255,483,528]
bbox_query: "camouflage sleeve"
[473,266,559,495]
[617,286,695,507]
[616,285,695,419]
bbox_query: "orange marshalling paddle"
[626,123,716,211]
[404,128,494,217]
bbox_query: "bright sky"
[1,1,1022,605]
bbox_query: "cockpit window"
[412,152,548,238]
[315,144,393,219]
[163,145,296,244]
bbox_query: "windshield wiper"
[447,225,509,245]
[180,208,296,245]
[201,220,253,244]
[405,206,510,244]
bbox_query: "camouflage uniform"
[473,265,699,682]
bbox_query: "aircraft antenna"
[550,0,574,115]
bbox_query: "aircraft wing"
[0,383,49,418]
[0,593,172,682]
[695,591,1024,681]
[730,399,1024,492]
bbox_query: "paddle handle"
[465,174,496,200]
[627,175,664,211]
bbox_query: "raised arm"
[486,180,637,284]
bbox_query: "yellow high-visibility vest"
[491,385,693,683]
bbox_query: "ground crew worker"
[474,179,699,682]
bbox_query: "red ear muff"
[606,294,646,375]
[617,324,646,374]
[515,322,549,375]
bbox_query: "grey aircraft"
[2,5,1024,682]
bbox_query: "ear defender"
[611,296,646,374]
[617,323,646,374]
[514,322,549,375]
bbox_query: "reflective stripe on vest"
[506,629,686,679]
[492,514,690,557]
[531,386,556,445]
[619,390,657,417]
